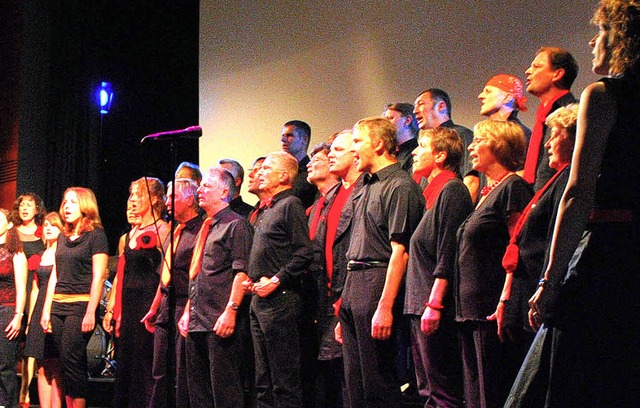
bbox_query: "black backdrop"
[17,1,199,251]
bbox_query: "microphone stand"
[166,138,177,408]
[141,126,200,407]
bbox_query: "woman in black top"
[40,188,108,408]
[513,2,640,406]
[454,120,532,408]
[8,193,46,407]
[24,212,65,408]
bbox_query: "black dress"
[112,233,161,408]
[506,76,640,408]
[24,264,57,359]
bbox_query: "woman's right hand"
[102,311,114,334]
[40,311,52,333]
[487,302,506,340]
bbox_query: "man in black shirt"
[218,158,255,218]
[383,102,420,174]
[414,89,477,201]
[178,167,253,408]
[280,120,317,208]
[337,117,424,407]
[245,151,313,408]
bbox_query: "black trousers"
[339,268,400,408]
[50,303,93,399]
[250,289,302,408]
[186,330,244,408]
[408,315,463,408]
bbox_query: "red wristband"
[425,301,444,310]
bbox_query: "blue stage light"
[96,82,114,114]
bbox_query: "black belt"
[347,260,389,271]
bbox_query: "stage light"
[96,82,114,114]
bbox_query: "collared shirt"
[346,163,424,262]
[292,155,318,208]
[440,119,475,178]
[156,215,203,324]
[248,189,313,289]
[188,207,253,332]
[229,195,255,218]
[396,137,418,174]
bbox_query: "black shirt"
[55,229,108,294]
[248,189,313,289]
[454,175,532,321]
[397,137,418,174]
[292,155,318,208]
[404,179,473,317]
[188,207,253,332]
[346,163,424,261]
[229,196,255,218]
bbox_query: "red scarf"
[423,170,457,210]
[502,164,569,273]
[522,91,569,184]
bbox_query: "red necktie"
[249,197,273,225]
[161,223,186,286]
[188,217,213,280]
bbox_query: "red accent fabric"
[308,197,326,240]
[502,164,569,273]
[161,223,185,286]
[522,91,569,184]
[27,254,42,271]
[113,254,126,337]
[249,197,273,224]
[423,170,456,210]
[325,184,354,290]
[113,230,159,337]
[188,217,213,280]
[486,74,528,112]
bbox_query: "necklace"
[480,171,512,197]
[137,221,157,230]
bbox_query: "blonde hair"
[545,104,580,136]
[130,177,167,221]
[43,212,64,246]
[419,128,464,173]
[353,116,398,157]
[267,151,299,185]
[473,120,526,171]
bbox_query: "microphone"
[140,126,202,144]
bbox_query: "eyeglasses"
[470,136,489,146]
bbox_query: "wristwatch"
[227,301,239,311]
[270,275,280,285]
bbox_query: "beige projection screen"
[199,0,598,203]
